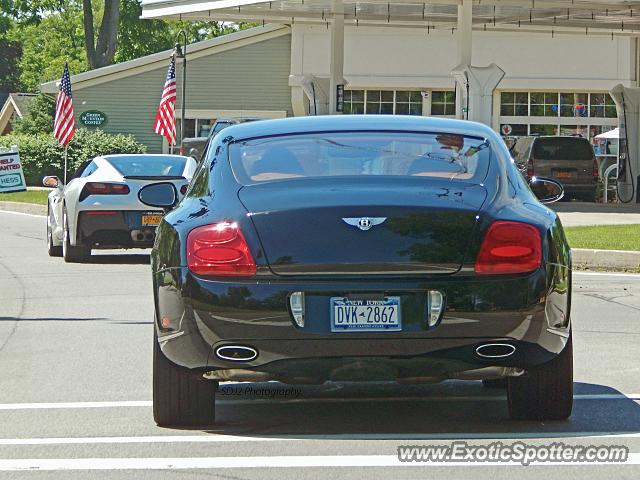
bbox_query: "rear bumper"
[77,210,163,248]
[556,182,597,195]
[155,266,571,380]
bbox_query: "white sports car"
[43,154,197,262]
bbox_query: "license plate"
[553,171,575,179]
[330,297,401,332]
[141,213,163,226]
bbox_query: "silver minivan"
[512,136,598,200]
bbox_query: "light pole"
[174,31,187,150]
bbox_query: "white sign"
[0,149,27,193]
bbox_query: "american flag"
[53,62,75,145]
[154,56,177,145]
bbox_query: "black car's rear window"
[106,156,187,177]
[229,132,490,184]
[532,138,593,161]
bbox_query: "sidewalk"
[550,202,640,227]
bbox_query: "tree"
[11,93,56,134]
[83,0,120,69]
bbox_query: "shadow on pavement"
[185,380,640,440]
[86,254,150,265]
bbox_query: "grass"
[565,224,640,251]
[0,189,50,205]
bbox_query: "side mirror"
[528,176,564,204]
[42,176,60,188]
[138,182,177,211]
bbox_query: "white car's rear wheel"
[62,208,90,263]
[47,204,62,257]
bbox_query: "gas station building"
[42,1,640,201]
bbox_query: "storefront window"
[343,90,365,114]
[431,91,456,116]
[530,124,558,135]
[560,93,588,117]
[366,90,394,114]
[559,125,589,137]
[530,92,559,117]
[500,124,527,136]
[344,90,423,115]
[395,91,423,115]
[590,93,617,118]
[500,92,528,116]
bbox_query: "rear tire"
[47,205,62,257]
[153,331,217,427]
[62,208,90,263]
[507,334,573,421]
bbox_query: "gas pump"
[609,84,640,203]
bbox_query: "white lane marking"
[2,432,640,446]
[0,394,637,411]
[574,271,640,278]
[0,210,46,219]
[0,401,152,410]
[0,435,286,446]
[0,454,638,471]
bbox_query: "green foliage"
[7,4,88,91]
[0,189,50,205]
[11,93,56,134]
[0,129,146,185]
[115,0,238,63]
[565,224,640,252]
[2,0,244,93]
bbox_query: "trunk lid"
[238,177,486,276]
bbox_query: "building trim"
[40,24,290,94]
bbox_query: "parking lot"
[1,209,639,478]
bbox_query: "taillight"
[475,221,542,275]
[180,184,188,195]
[592,158,599,178]
[526,158,534,177]
[187,222,256,277]
[79,182,130,201]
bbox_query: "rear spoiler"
[124,176,186,180]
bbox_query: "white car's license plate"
[330,297,401,332]
[142,213,163,226]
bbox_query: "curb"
[0,201,47,216]
[572,248,640,271]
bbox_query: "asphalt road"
[0,209,639,479]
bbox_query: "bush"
[0,129,146,185]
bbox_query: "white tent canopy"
[596,127,620,139]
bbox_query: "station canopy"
[141,0,640,36]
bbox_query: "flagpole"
[63,145,68,184]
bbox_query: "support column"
[329,1,345,114]
[451,64,505,126]
[455,0,473,119]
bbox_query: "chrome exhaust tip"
[475,343,516,359]
[215,345,258,362]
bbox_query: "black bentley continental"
[141,115,572,427]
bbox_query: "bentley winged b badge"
[342,217,387,231]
